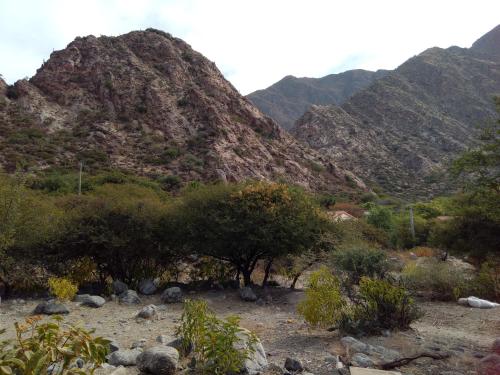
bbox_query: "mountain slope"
[0,29,364,193]
[292,25,500,198]
[247,69,388,130]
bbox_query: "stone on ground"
[33,300,69,315]
[136,346,179,375]
[341,336,400,365]
[284,357,304,372]
[137,304,158,319]
[107,348,142,366]
[75,294,106,308]
[112,280,128,295]
[119,290,141,304]
[234,328,268,374]
[239,287,258,302]
[350,368,401,375]
[161,287,183,303]
[138,279,157,295]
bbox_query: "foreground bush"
[176,299,257,374]
[0,316,110,374]
[339,277,421,335]
[297,267,346,328]
[401,259,469,301]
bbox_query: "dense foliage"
[0,316,110,374]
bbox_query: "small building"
[329,210,357,222]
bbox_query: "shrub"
[189,256,236,284]
[0,316,110,374]
[297,267,346,328]
[401,259,469,301]
[339,277,421,334]
[366,205,394,232]
[176,299,257,374]
[412,246,436,257]
[472,261,500,301]
[332,246,388,287]
[48,277,78,301]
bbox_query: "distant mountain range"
[0,29,364,193]
[247,69,389,130]
[251,25,500,198]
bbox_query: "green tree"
[366,204,394,232]
[173,182,329,286]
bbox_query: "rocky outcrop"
[0,29,362,195]
[292,25,500,198]
[248,69,388,130]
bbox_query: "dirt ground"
[1,288,499,375]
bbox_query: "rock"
[284,357,303,372]
[461,296,499,309]
[137,346,179,375]
[107,339,120,353]
[235,328,268,374]
[239,287,258,302]
[34,301,69,315]
[138,279,157,295]
[341,337,369,354]
[457,297,469,306]
[260,363,285,375]
[351,353,375,368]
[156,335,170,345]
[409,252,418,260]
[119,290,141,304]
[76,294,106,308]
[112,280,128,295]
[107,348,142,366]
[161,287,183,303]
[341,336,400,364]
[478,354,500,375]
[130,339,147,349]
[137,304,158,319]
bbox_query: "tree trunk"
[242,269,252,286]
[261,259,273,288]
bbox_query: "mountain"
[292,25,500,198]
[247,69,389,130]
[0,29,364,193]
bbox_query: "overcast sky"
[0,1,499,94]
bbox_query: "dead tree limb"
[380,352,450,370]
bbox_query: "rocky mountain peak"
[0,29,364,194]
[470,24,500,59]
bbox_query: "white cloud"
[0,0,499,94]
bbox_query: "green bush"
[0,316,110,374]
[401,259,469,301]
[332,246,388,287]
[48,277,78,301]
[297,267,346,328]
[472,261,500,301]
[176,299,257,374]
[366,205,394,232]
[339,277,421,334]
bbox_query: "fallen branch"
[380,352,450,370]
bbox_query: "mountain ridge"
[0,28,364,193]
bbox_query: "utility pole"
[78,161,83,195]
[409,205,416,244]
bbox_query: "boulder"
[138,279,157,295]
[493,338,500,355]
[137,346,179,375]
[235,328,268,374]
[137,304,158,319]
[107,339,120,353]
[34,300,69,315]
[284,357,304,372]
[351,353,375,368]
[107,348,142,366]
[112,280,128,295]
[341,336,399,365]
[119,290,141,304]
[75,294,106,308]
[459,296,499,309]
[239,287,258,302]
[161,287,183,303]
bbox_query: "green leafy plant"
[0,315,110,374]
[176,299,257,375]
[297,267,346,328]
[339,277,421,334]
[48,277,78,302]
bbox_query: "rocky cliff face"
[0,29,363,193]
[247,69,388,130]
[293,25,500,198]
